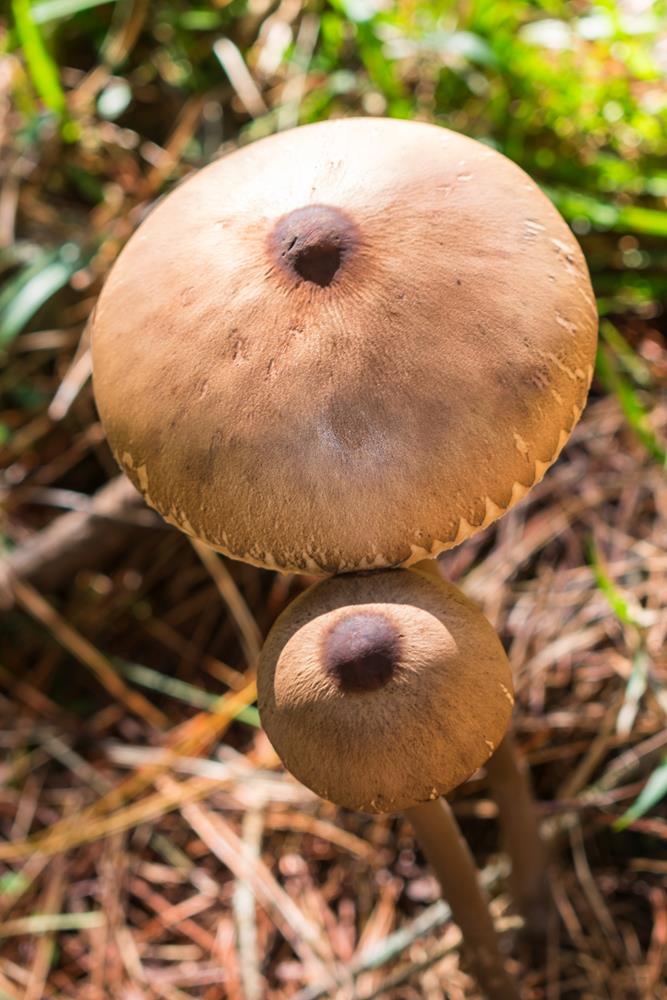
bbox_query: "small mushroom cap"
[257,569,514,813]
[92,117,598,574]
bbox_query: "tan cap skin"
[92,117,598,574]
[257,569,514,813]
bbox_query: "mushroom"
[258,569,513,812]
[92,116,597,577]
[415,559,550,931]
[91,116,598,989]
[258,568,519,999]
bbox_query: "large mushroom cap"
[92,117,598,574]
[257,569,514,813]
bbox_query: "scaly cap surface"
[92,117,598,573]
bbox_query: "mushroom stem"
[412,560,550,929]
[406,798,519,1000]
[486,735,551,932]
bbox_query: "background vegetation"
[1,0,667,996]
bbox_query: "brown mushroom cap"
[92,117,597,574]
[257,569,514,813]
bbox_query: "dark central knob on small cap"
[271,205,356,288]
[323,613,401,693]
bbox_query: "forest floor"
[2,2,667,997]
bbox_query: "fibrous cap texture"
[257,569,514,813]
[92,117,598,573]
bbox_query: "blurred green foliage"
[5,1,667,266]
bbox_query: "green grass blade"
[0,245,82,348]
[616,650,649,737]
[599,321,651,387]
[614,755,667,831]
[587,542,652,736]
[587,539,642,629]
[547,187,667,238]
[12,0,66,116]
[31,0,116,24]
[596,346,667,467]
[115,659,260,727]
